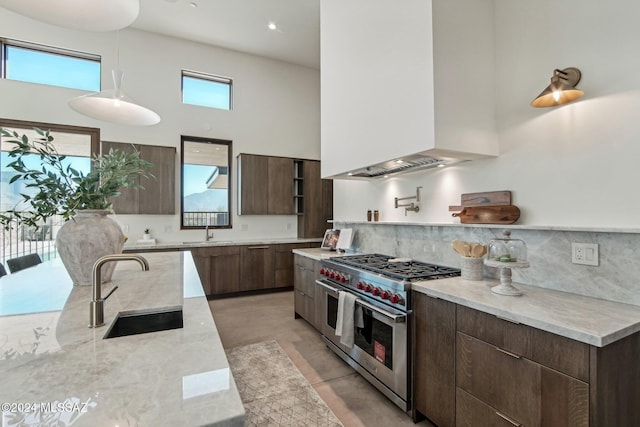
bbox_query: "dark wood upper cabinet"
[102,141,176,215]
[237,153,294,215]
[297,159,333,238]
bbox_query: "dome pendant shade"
[531,67,584,108]
[68,70,160,126]
[0,0,139,32]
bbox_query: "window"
[1,39,101,91]
[0,119,99,265]
[181,136,232,229]
[182,70,232,110]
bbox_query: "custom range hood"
[344,153,465,178]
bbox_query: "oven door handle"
[316,280,405,324]
[316,280,340,296]
[355,299,406,324]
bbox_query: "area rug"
[226,340,343,427]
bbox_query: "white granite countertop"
[412,277,640,347]
[291,247,353,261]
[124,237,322,252]
[0,252,245,427]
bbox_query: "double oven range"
[316,253,460,412]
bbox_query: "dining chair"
[6,254,42,273]
[0,262,6,277]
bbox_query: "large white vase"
[55,210,125,286]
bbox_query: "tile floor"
[209,291,434,427]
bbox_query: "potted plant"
[143,228,151,240]
[0,127,153,285]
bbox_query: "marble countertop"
[124,237,322,252]
[291,247,353,261]
[413,277,640,347]
[0,252,245,426]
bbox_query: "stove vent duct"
[348,154,462,178]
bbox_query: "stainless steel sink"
[103,307,183,339]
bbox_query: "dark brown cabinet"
[191,246,240,295]
[237,154,294,215]
[296,160,333,238]
[275,243,317,288]
[413,291,640,427]
[237,154,333,238]
[102,141,176,214]
[192,242,318,297]
[239,245,275,291]
[413,292,456,427]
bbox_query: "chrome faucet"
[89,254,150,328]
[205,224,214,241]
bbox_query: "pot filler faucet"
[89,254,150,328]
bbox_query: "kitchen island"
[0,252,245,427]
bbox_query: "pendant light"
[0,0,139,32]
[531,67,584,108]
[68,33,161,126]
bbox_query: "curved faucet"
[89,254,150,328]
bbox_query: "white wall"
[333,0,640,229]
[0,8,320,242]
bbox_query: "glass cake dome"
[484,230,529,296]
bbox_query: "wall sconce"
[531,67,584,108]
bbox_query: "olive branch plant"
[0,127,154,230]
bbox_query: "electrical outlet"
[571,243,599,266]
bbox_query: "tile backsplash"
[334,222,640,307]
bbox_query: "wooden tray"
[452,205,520,224]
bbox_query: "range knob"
[356,281,365,290]
[329,271,336,279]
[319,268,325,275]
[381,290,391,300]
[372,287,381,296]
[339,275,347,283]
[390,294,405,305]
[364,284,373,293]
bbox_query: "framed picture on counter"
[321,229,341,250]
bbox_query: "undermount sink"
[104,307,183,339]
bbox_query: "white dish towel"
[335,291,363,348]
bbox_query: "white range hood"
[321,0,499,179]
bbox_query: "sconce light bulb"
[552,91,561,102]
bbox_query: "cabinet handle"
[496,315,520,324]
[495,346,521,359]
[247,246,270,250]
[495,411,522,426]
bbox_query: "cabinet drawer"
[457,387,524,427]
[191,246,240,257]
[456,332,588,427]
[294,254,316,271]
[457,305,589,381]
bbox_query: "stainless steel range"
[316,253,460,412]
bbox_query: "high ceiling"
[133,0,320,69]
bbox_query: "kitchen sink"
[103,307,183,339]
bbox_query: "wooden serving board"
[452,205,520,224]
[461,191,511,207]
[449,190,512,212]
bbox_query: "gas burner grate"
[330,253,460,281]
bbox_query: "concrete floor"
[209,291,433,427]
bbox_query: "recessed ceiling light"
[437,164,445,168]
[268,21,277,31]
[189,2,198,8]
[395,159,403,164]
